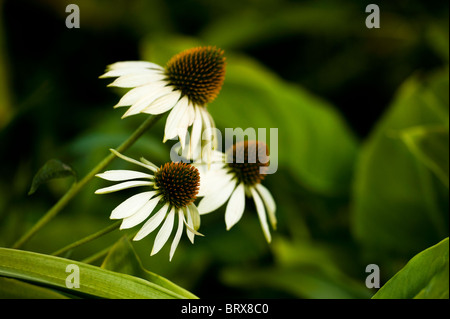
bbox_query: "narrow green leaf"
[28,159,77,195]
[373,237,449,299]
[0,248,186,299]
[101,236,198,299]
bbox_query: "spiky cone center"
[165,46,226,106]
[226,141,270,186]
[153,162,200,209]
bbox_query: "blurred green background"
[0,0,448,298]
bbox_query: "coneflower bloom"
[100,46,226,159]
[95,149,202,260]
[196,141,276,243]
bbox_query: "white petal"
[114,83,163,108]
[123,84,176,117]
[251,187,272,243]
[110,191,156,219]
[120,195,162,229]
[199,108,214,162]
[169,209,185,261]
[110,149,158,172]
[151,207,176,256]
[198,178,237,215]
[142,89,182,115]
[225,183,246,230]
[133,203,169,241]
[188,204,201,231]
[95,180,153,194]
[188,106,203,159]
[96,170,153,181]
[163,96,189,142]
[106,61,163,71]
[198,168,232,197]
[108,72,166,88]
[177,103,194,150]
[255,183,277,229]
[185,207,195,243]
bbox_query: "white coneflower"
[95,149,202,261]
[100,46,226,159]
[196,141,276,243]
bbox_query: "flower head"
[196,141,276,243]
[100,46,226,158]
[95,149,202,260]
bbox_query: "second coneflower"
[196,141,277,243]
[100,46,226,159]
[95,149,202,261]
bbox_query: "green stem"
[51,221,121,256]
[12,114,162,249]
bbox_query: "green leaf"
[400,125,449,188]
[28,159,77,195]
[352,69,449,258]
[101,236,198,299]
[0,247,187,299]
[373,237,449,299]
[0,277,69,299]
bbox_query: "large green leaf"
[352,69,449,258]
[0,248,187,299]
[373,237,449,299]
[101,236,198,299]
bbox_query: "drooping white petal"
[169,209,185,261]
[106,61,163,71]
[110,191,156,220]
[163,96,189,142]
[120,195,162,229]
[108,72,165,88]
[114,82,165,109]
[176,103,195,150]
[185,207,195,243]
[205,110,219,150]
[96,170,153,181]
[188,106,203,159]
[142,89,182,115]
[95,180,153,194]
[123,83,176,117]
[198,178,237,215]
[133,203,169,241]
[110,149,158,172]
[250,187,272,243]
[188,204,201,231]
[255,183,277,229]
[225,183,246,230]
[151,207,176,256]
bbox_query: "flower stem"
[12,114,162,249]
[51,221,121,256]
